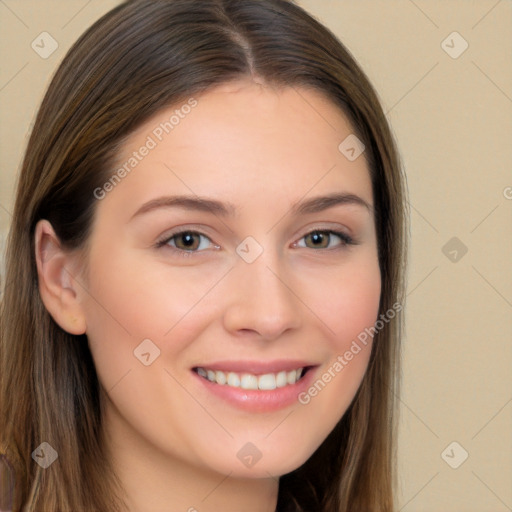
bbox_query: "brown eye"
[297,230,354,250]
[173,232,201,250]
[158,231,214,252]
[304,231,330,249]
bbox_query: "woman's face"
[78,79,381,478]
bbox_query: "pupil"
[182,234,195,247]
[312,232,323,245]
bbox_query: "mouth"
[190,359,318,411]
[193,366,310,390]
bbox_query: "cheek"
[329,270,381,350]
[80,250,227,388]
[79,252,221,458]
[299,253,382,351]
[83,246,218,335]
[292,253,381,428]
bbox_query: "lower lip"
[192,368,317,412]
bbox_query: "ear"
[34,219,87,335]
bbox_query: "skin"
[35,79,381,512]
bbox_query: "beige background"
[0,1,511,510]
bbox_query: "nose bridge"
[240,250,286,301]
[222,241,302,339]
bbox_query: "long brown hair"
[0,0,408,510]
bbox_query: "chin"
[195,431,325,480]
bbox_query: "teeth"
[215,370,227,385]
[240,373,258,390]
[276,371,288,388]
[227,372,240,387]
[196,367,305,390]
[258,373,276,390]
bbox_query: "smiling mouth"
[193,366,310,390]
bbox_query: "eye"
[294,229,355,250]
[156,230,217,253]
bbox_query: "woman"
[0,0,408,510]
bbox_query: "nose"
[222,248,303,341]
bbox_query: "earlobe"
[34,220,87,335]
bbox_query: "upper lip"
[193,359,316,375]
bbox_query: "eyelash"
[155,228,357,258]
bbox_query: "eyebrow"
[292,192,372,215]
[130,192,373,220]
[130,195,236,220]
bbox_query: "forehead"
[97,80,372,222]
